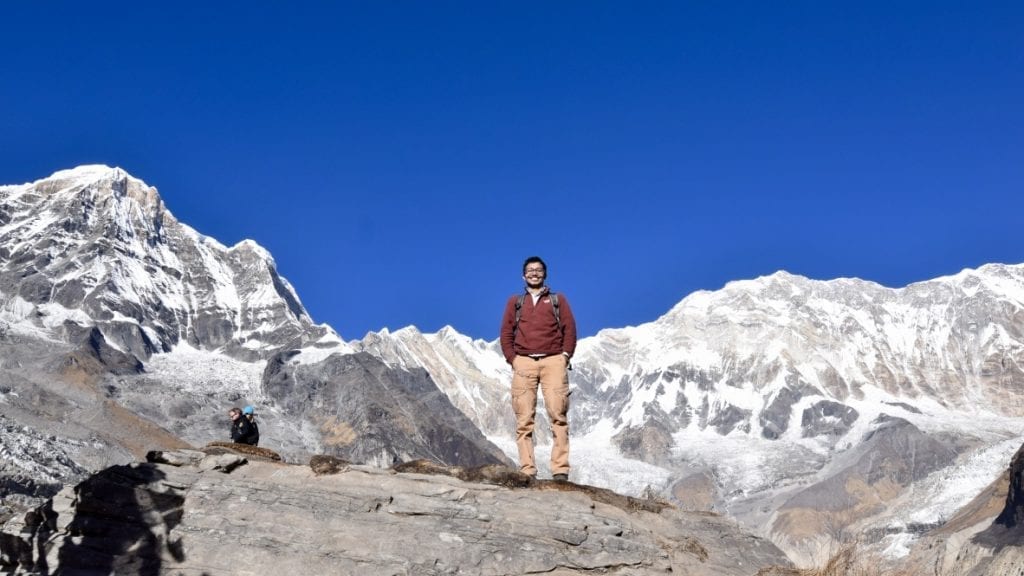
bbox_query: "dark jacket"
[499,287,577,364]
[231,416,259,445]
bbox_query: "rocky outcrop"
[1,448,793,575]
[993,442,1024,529]
[897,441,1024,576]
[262,350,512,468]
[355,327,515,439]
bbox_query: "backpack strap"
[514,294,525,335]
[550,293,561,330]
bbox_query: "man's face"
[229,410,240,421]
[523,264,546,288]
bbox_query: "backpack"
[242,405,260,446]
[514,292,561,334]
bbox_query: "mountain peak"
[48,164,121,177]
[229,239,274,261]
[37,164,145,190]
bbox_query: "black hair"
[522,256,547,275]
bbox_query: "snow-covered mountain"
[0,165,347,361]
[358,266,1024,563]
[4,165,1024,568]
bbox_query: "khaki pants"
[511,354,570,476]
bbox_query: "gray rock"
[145,449,207,467]
[993,442,1024,529]
[262,350,512,468]
[2,457,793,575]
[800,400,859,439]
[198,453,247,473]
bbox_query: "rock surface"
[262,350,511,468]
[2,448,792,575]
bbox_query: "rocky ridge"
[2,447,792,575]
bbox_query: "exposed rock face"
[897,440,1024,576]
[355,326,515,438]
[800,400,859,439]
[993,442,1024,529]
[1,450,793,575]
[613,407,678,466]
[770,415,962,564]
[261,350,511,468]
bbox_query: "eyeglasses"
[524,268,545,275]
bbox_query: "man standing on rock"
[500,256,577,481]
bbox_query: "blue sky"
[2,3,1022,340]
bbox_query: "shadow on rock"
[55,463,185,575]
[0,500,58,573]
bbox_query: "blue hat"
[242,405,254,415]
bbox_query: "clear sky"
[2,3,1022,341]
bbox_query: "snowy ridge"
[576,264,1024,433]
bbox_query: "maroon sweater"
[499,287,577,364]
